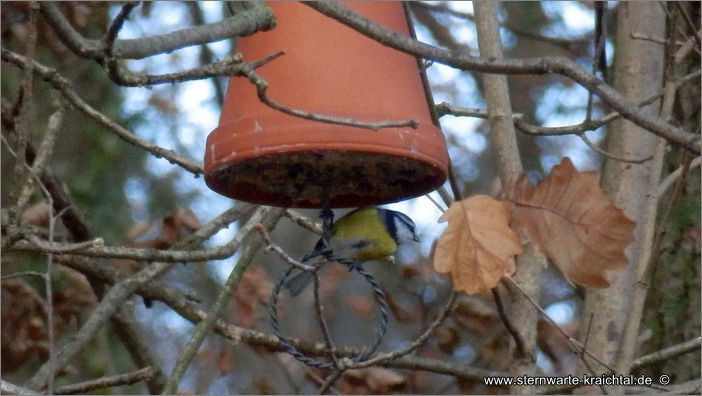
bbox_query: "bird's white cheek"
[395,244,420,264]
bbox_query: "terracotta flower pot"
[205,2,448,208]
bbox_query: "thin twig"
[39,2,275,60]
[344,291,458,369]
[285,209,323,234]
[438,70,701,137]
[105,51,283,87]
[303,1,701,154]
[491,287,527,357]
[25,206,280,392]
[424,193,447,213]
[587,1,608,120]
[1,380,39,395]
[254,224,316,271]
[632,337,702,369]
[314,274,345,394]
[11,230,241,262]
[103,2,140,54]
[580,313,610,395]
[641,153,693,283]
[674,2,701,48]
[240,63,420,131]
[579,132,652,164]
[410,2,589,54]
[1,270,46,280]
[318,370,344,395]
[10,2,40,225]
[15,95,64,220]
[501,277,617,373]
[659,156,702,195]
[24,233,104,252]
[162,207,284,394]
[630,33,670,46]
[1,49,203,175]
[54,367,156,394]
[57,254,509,382]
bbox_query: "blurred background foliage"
[1,2,699,394]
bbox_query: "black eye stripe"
[380,209,416,242]
[382,210,398,241]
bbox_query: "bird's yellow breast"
[330,208,397,261]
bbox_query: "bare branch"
[103,2,140,53]
[24,206,281,392]
[9,2,40,225]
[659,156,702,195]
[578,133,652,164]
[1,49,203,175]
[303,1,701,154]
[239,62,420,131]
[438,69,700,138]
[54,367,156,395]
[284,209,323,234]
[57,254,506,383]
[410,2,590,54]
[23,233,104,252]
[1,270,46,280]
[255,224,316,272]
[343,292,457,370]
[502,277,617,373]
[104,51,283,87]
[632,337,702,369]
[39,2,276,60]
[14,97,64,216]
[163,207,284,394]
[12,230,242,262]
[1,380,39,395]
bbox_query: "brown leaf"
[21,202,51,226]
[383,288,421,323]
[434,325,460,354]
[126,207,201,249]
[218,348,232,375]
[233,267,272,328]
[511,157,636,287]
[341,368,407,394]
[433,196,523,295]
[2,280,49,373]
[452,295,500,332]
[346,295,374,316]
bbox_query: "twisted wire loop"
[269,256,390,369]
[269,194,389,369]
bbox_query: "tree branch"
[163,207,284,394]
[39,2,276,60]
[1,49,203,175]
[303,1,700,154]
[24,205,277,392]
[472,3,542,392]
[56,253,507,384]
[239,62,420,131]
[54,367,156,395]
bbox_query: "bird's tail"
[283,270,315,297]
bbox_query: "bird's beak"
[413,234,420,243]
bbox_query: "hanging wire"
[269,256,390,369]
[268,194,389,369]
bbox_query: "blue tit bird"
[284,207,419,296]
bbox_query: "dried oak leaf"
[433,195,522,295]
[510,157,636,287]
[341,367,407,394]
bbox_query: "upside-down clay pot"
[204,2,448,208]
